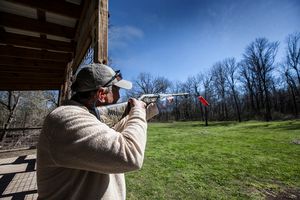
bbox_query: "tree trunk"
[232,89,241,122]
[289,85,298,117]
[263,83,272,121]
[0,92,20,146]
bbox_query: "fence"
[0,128,41,151]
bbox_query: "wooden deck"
[0,154,37,199]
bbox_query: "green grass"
[126,120,300,200]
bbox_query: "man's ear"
[97,88,106,103]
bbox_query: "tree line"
[127,32,300,122]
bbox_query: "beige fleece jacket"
[37,100,147,200]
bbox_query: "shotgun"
[97,93,189,127]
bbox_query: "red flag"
[198,96,209,106]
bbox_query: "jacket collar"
[62,100,89,111]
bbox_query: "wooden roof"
[0,0,108,91]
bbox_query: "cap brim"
[113,79,132,89]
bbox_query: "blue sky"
[108,0,300,83]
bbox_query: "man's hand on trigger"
[146,103,159,120]
[129,98,146,109]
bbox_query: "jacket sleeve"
[45,105,147,174]
[112,115,129,132]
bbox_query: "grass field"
[126,120,300,200]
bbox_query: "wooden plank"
[37,9,47,40]
[0,75,64,80]
[0,11,75,38]
[0,83,61,90]
[0,32,74,52]
[0,56,67,68]
[0,69,64,76]
[0,82,63,90]
[5,0,82,19]
[0,79,62,84]
[0,66,64,76]
[74,0,92,41]
[0,79,63,90]
[59,60,73,104]
[0,46,72,61]
[0,66,65,73]
[94,0,108,64]
[72,0,96,70]
[0,78,62,83]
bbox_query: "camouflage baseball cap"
[71,63,132,92]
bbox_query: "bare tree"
[243,38,279,121]
[183,76,203,120]
[130,72,171,96]
[211,61,228,120]
[170,81,183,121]
[286,32,300,89]
[43,91,59,108]
[224,58,242,122]
[0,91,20,145]
[280,64,298,117]
[239,61,258,117]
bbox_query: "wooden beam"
[0,32,74,52]
[0,70,65,77]
[0,83,61,91]
[0,46,72,61]
[0,72,64,78]
[0,77,63,82]
[0,66,64,74]
[0,11,75,38]
[0,77,64,84]
[0,66,65,73]
[5,0,82,19]
[37,9,47,40]
[0,82,64,90]
[94,0,108,64]
[59,61,73,104]
[0,74,64,83]
[72,0,96,70]
[74,0,93,42]
[0,56,67,68]
[0,80,62,85]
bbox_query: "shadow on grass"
[152,120,300,131]
[156,121,242,128]
[238,120,300,131]
[191,121,238,127]
[265,122,300,131]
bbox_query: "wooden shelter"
[0,0,108,102]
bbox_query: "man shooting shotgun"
[98,93,189,127]
[37,63,159,200]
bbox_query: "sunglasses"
[103,70,122,87]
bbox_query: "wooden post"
[94,0,108,64]
[59,61,73,105]
[60,0,109,104]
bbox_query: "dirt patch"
[291,139,300,145]
[265,188,300,200]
